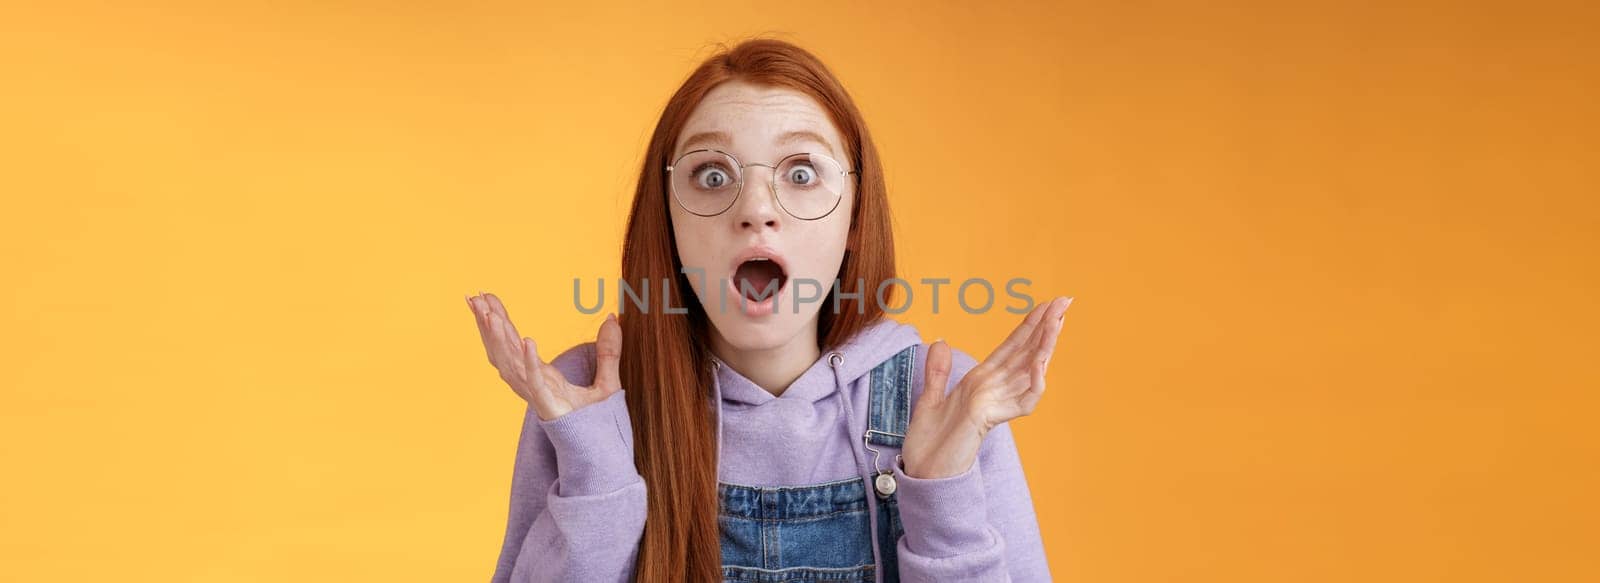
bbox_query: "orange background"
[3,1,1596,581]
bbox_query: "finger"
[1034,297,1071,369]
[481,306,512,369]
[474,292,490,322]
[1015,297,1071,412]
[484,292,511,324]
[479,292,519,344]
[492,296,521,343]
[997,299,1054,372]
[491,312,527,381]
[987,301,1051,366]
[1004,296,1069,371]
[1014,357,1047,416]
[983,297,1067,401]
[491,310,515,353]
[916,339,953,412]
[994,344,1052,418]
[469,296,495,359]
[521,337,557,412]
[591,313,623,392]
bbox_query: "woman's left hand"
[901,296,1073,479]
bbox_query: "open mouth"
[733,257,788,303]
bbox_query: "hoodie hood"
[710,317,923,405]
[707,317,924,487]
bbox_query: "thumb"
[917,339,953,412]
[591,313,623,392]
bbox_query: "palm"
[902,297,1072,478]
[467,292,622,421]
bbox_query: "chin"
[707,308,814,352]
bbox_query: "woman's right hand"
[467,291,624,421]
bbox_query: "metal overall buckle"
[864,430,902,498]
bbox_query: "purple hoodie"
[490,318,1052,582]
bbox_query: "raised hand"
[901,296,1073,479]
[466,291,624,421]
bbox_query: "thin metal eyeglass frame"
[665,148,856,221]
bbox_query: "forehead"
[675,81,845,159]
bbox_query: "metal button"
[874,472,897,497]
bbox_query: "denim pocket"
[719,477,878,582]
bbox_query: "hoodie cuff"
[537,389,641,497]
[892,457,996,558]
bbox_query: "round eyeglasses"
[666,149,855,220]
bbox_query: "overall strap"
[865,344,917,458]
[866,344,916,448]
[865,344,918,582]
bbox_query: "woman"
[471,38,1070,583]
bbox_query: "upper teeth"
[750,257,770,261]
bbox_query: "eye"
[786,164,815,186]
[694,165,733,189]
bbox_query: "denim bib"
[718,345,917,582]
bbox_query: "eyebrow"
[676,130,840,158]
[679,130,732,153]
[776,130,836,153]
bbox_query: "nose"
[732,165,782,231]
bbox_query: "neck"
[709,317,822,397]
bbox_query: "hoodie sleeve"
[489,343,647,583]
[890,345,1053,582]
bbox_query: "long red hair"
[618,38,896,581]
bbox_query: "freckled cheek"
[675,246,722,301]
[670,229,723,285]
[787,222,852,283]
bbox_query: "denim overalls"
[717,345,918,583]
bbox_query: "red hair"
[618,38,896,581]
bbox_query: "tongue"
[735,260,784,301]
